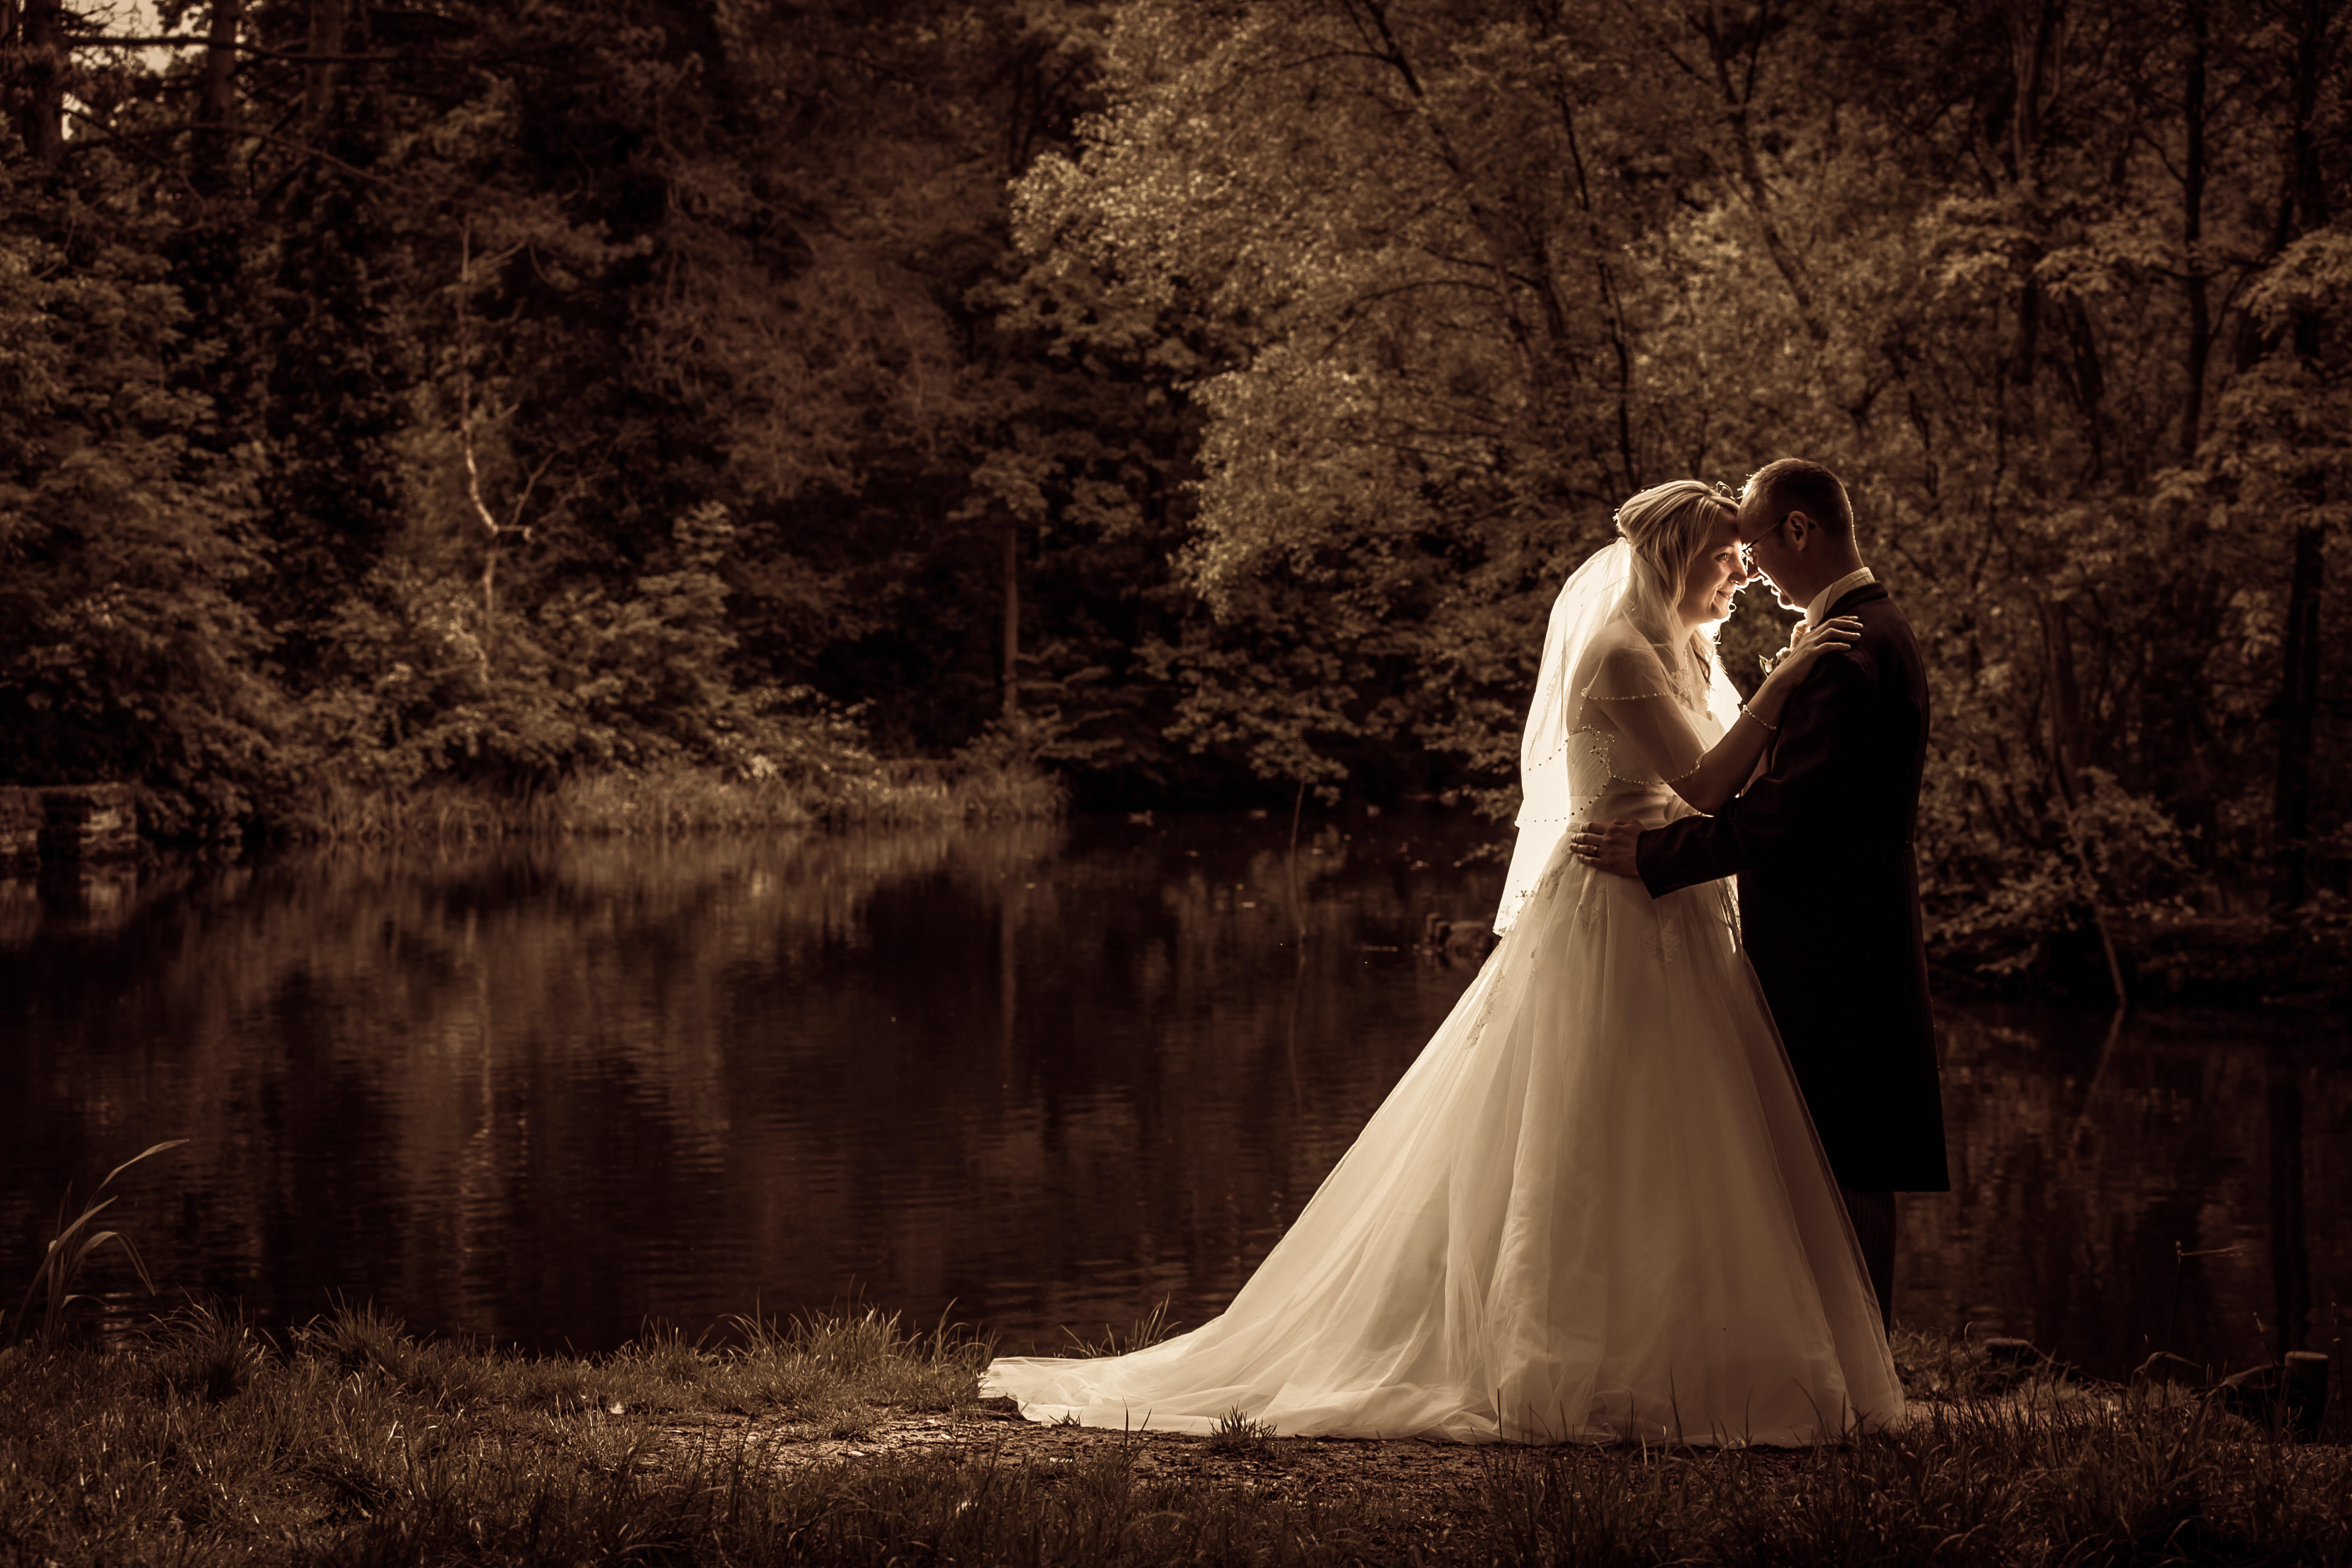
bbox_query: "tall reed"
[7,1139,186,1347]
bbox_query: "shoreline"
[10,783,2345,1008]
[2,1306,2343,1566]
[0,756,1067,856]
[286,755,1069,841]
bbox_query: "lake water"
[3,813,2345,1384]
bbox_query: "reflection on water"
[2,816,2344,1380]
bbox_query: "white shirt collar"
[1805,567,1877,626]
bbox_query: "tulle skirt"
[980,851,1904,1444]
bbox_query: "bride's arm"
[1599,619,1862,814]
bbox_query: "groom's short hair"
[1750,459,1854,542]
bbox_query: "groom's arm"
[1636,651,1873,899]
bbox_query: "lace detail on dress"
[1569,727,1656,790]
[1565,724,1710,796]
[1575,869,1607,929]
[1513,721,1684,830]
[1655,903,1686,966]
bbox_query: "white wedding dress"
[983,546,1903,1444]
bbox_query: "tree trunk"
[998,889,1017,1075]
[2008,0,2060,189]
[2287,0,2331,362]
[1343,0,1558,417]
[2253,0,2333,361]
[1680,6,1828,348]
[15,0,65,168]
[200,0,239,125]
[2039,596,2085,782]
[195,0,242,190]
[2004,0,2061,386]
[2272,521,2322,906]
[304,0,345,122]
[2266,1047,2309,1358]
[2259,0,2329,911]
[2043,596,2127,1003]
[2287,2,2330,210]
[2178,0,2210,462]
[1001,524,1019,721]
[1553,90,1638,493]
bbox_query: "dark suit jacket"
[1636,582,1951,1193]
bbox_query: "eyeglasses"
[1739,514,1793,575]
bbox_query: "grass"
[289,755,1064,843]
[2,1302,2345,1566]
[1466,1400,2351,1565]
[0,1299,996,1566]
[1204,1406,1280,1458]
[1060,1295,1182,1359]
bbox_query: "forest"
[0,0,2346,983]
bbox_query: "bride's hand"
[1771,615,1863,681]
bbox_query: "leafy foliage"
[1012,0,2352,973]
[0,158,281,831]
[1,0,2347,975]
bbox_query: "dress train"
[981,839,1904,1444]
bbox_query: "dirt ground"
[653,1396,1545,1517]
[644,1388,2345,1553]
[648,1393,1857,1528]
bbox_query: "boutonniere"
[1757,649,1784,677]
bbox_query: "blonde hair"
[1613,479,1733,705]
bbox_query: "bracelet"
[1741,702,1780,732]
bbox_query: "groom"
[1571,457,1949,1331]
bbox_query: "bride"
[982,480,1903,1444]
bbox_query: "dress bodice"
[1495,616,1736,934]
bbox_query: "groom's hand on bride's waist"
[1569,819,1644,878]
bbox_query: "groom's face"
[1736,485,1806,613]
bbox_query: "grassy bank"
[284,756,1065,842]
[2,1305,2344,1566]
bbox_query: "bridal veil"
[1496,539,1743,933]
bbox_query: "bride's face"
[1676,507,1748,627]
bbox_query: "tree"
[1019,0,2352,968]
[0,148,280,827]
